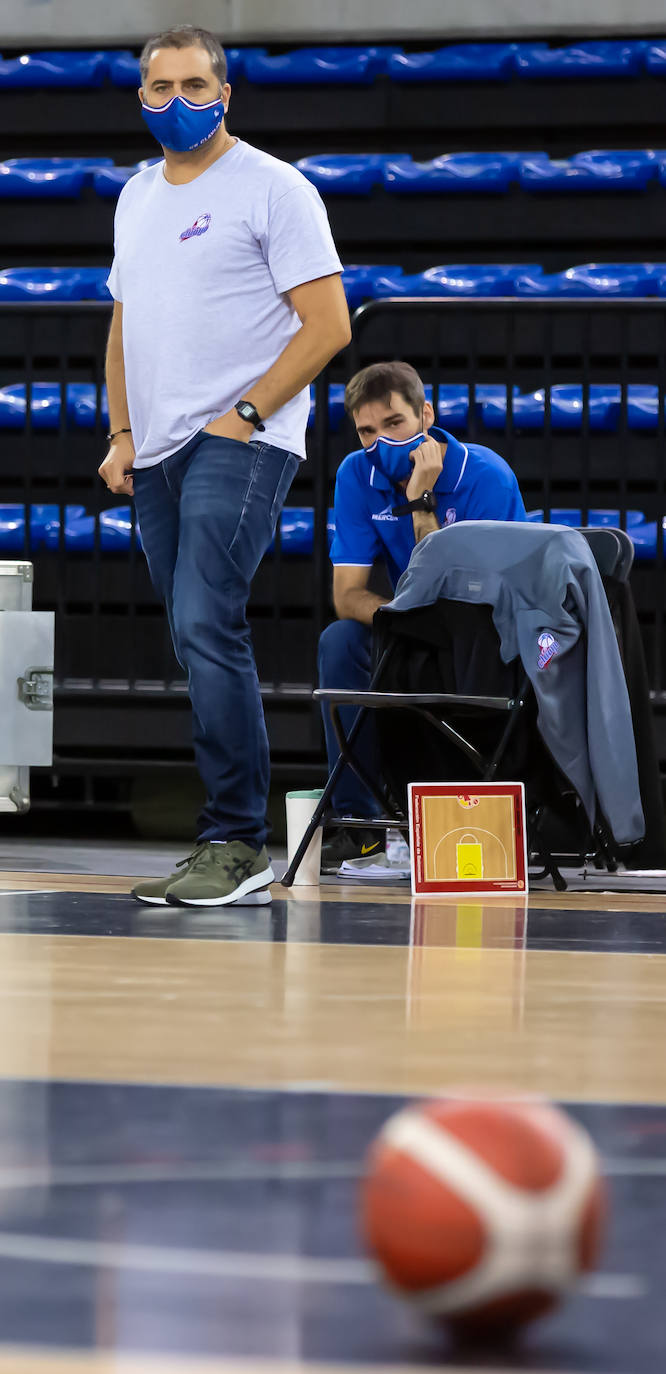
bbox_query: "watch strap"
[392,492,436,517]
[234,400,265,432]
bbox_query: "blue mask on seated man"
[364,431,427,486]
[141,93,225,152]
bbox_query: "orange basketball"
[360,1097,605,1330]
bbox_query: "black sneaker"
[320,825,385,875]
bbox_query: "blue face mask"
[365,431,427,486]
[140,93,225,152]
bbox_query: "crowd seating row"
[0,504,661,559]
[3,43,666,88]
[6,151,666,198]
[5,263,666,305]
[3,381,666,434]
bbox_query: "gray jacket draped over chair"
[386,521,645,846]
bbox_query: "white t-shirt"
[107,139,343,467]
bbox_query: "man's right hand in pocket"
[98,432,136,496]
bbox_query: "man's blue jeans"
[317,618,383,818]
[133,431,299,849]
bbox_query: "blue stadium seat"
[107,51,140,87]
[0,499,657,559]
[519,150,657,191]
[0,50,108,88]
[0,502,330,557]
[43,506,142,553]
[307,384,346,431]
[295,155,385,195]
[482,385,622,431]
[0,381,111,428]
[527,509,658,560]
[426,383,515,427]
[384,153,515,193]
[341,264,404,307]
[646,44,666,76]
[515,263,657,297]
[0,269,79,302]
[268,509,336,556]
[0,160,84,198]
[627,519,664,560]
[0,505,58,552]
[71,268,112,300]
[625,385,666,430]
[514,42,646,79]
[0,156,114,198]
[93,167,136,197]
[527,508,645,527]
[0,267,112,302]
[388,44,516,82]
[373,264,539,298]
[242,47,397,84]
[0,383,62,428]
[434,385,469,430]
[421,264,541,295]
[67,383,109,426]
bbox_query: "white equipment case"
[0,562,55,812]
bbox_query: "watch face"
[422,490,435,511]
[237,403,254,420]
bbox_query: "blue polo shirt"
[330,426,527,589]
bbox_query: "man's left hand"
[203,408,255,443]
[405,436,444,501]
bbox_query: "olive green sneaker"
[132,844,209,906]
[165,840,274,908]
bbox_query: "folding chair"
[281,527,633,889]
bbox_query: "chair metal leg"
[281,643,398,888]
[280,704,371,887]
[329,702,397,817]
[485,673,530,781]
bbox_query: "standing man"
[99,25,350,906]
[319,361,527,871]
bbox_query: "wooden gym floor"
[0,845,662,1373]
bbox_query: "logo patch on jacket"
[372,505,398,522]
[537,632,560,670]
[179,212,211,242]
[445,507,457,525]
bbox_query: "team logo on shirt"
[537,632,560,670]
[372,505,398,523]
[179,212,212,242]
[445,507,457,525]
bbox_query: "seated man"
[318,359,528,872]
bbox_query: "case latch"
[18,667,53,711]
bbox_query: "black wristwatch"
[234,399,265,432]
[392,489,437,517]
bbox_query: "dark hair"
[140,25,227,86]
[344,360,425,419]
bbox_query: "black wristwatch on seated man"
[234,399,265,432]
[392,489,437,517]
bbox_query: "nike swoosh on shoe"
[361,842,381,855]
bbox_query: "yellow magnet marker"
[456,836,484,881]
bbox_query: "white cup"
[285,788,324,886]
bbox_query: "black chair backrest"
[578,527,634,583]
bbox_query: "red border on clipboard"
[408,782,528,896]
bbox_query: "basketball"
[360,1097,606,1330]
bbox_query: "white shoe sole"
[228,886,272,906]
[167,865,275,908]
[134,885,273,908]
